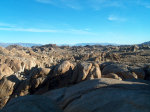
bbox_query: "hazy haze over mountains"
[0,41,149,47]
[0,43,42,47]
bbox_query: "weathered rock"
[44,78,150,112]
[102,64,137,80]
[12,79,30,97]
[13,67,51,96]
[5,59,24,73]
[52,61,74,77]
[0,95,63,112]
[0,64,14,77]
[128,67,145,79]
[86,63,101,80]
[72,62,101,83]
[72,62,92,83]
[102,73,122,80]
[30,68,51,92]
[0,47,10,55]
[130,45,139,52]
[24,59,37,70]
[0,77,15,109]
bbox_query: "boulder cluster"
[0,44,150,112]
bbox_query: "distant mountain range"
[141,41,150,45]
[0,41,149,47]
[0,43,42,47]
[75,43,118,46]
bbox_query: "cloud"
[0,21,96,35]
[35,0,81,9]
[0,27,57,32]
[0,27,95,35]
[35,0,126,10]
[0,22,16,27]
[108,15,126,22]
[88,0,124,10]
[35,0,150,10]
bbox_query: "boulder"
[44,78,150,112]
[0,77,15,109]
[0,95,63,112]
[0,64,14,77]
[13,67,51,96]
[72,62,92,83]
[102,64,137,80]
[128,67,145,79]
[86,63,101,80]
[30,68,51,92]
[5,59,24,73]
[130,45,139,52]
[72,62,101,83]
[52,61,74,77]
[0,47,10,55]
[102,73,122,80]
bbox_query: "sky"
[0,0,150,45]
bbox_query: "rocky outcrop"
[0,64,14,78]
[35,61,101,94]
[0,95,63,112]
[12,67,51,97]
[72,62,101,83]
[44,78,150,112]
[102,73,122,80]
[0,77,15,109]
[52,61,74,78]
[102,64,137,80]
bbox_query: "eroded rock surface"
[0,77,15,109]
[0,95,63,112]
[44,78,150,112]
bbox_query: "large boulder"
[5,59,24,73]
[44,78,150,112]
[0,77,15,109]
[0,95,63,112]
[102,73,122,80]
[102,64,137,80]
[72,62,101,83]
[12,67,51,97]
[130,45,139,52]
[128,66,145,79]
[0,47,10,55]
[86,63,101,80]
[52,61,74,78]
[72,62,92,83]
[30,68,51,93]
[0,64,14,78]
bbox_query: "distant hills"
[141,41,150,45]
[0,42,118,47]
[0,43,42,47]
[75,43,118,46]
[0,41,149,47]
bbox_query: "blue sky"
[0,0,150,45]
